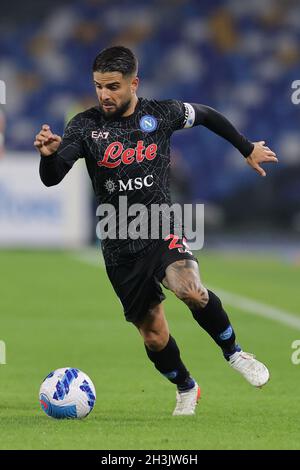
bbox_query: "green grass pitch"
[0,249,299,450]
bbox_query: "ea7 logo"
[91,130,109,139]
[291,340,300,365]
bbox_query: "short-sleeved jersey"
[58,98,195,265]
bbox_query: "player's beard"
[100,97,132,120]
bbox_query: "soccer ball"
[39,367,96,419]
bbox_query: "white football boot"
[172,383,201,416]
[229,351,270,387]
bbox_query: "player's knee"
[175,284,209,309]
[143,330,169,351]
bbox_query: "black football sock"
[191,290,240,359]
[145,335,194,388]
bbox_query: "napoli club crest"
[139,115,157,133]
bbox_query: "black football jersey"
[56,98,195,265]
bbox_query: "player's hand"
[246,141,278,177]
[34,124,62,157]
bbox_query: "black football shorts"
[105,236,198,323]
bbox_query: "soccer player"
[34,46,277,416]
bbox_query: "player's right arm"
[34,115,84,187]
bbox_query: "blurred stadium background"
[1,0,300,244]
[1,0,300,450]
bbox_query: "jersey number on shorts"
[164,235,192,255]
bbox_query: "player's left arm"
[189,103,278,177]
